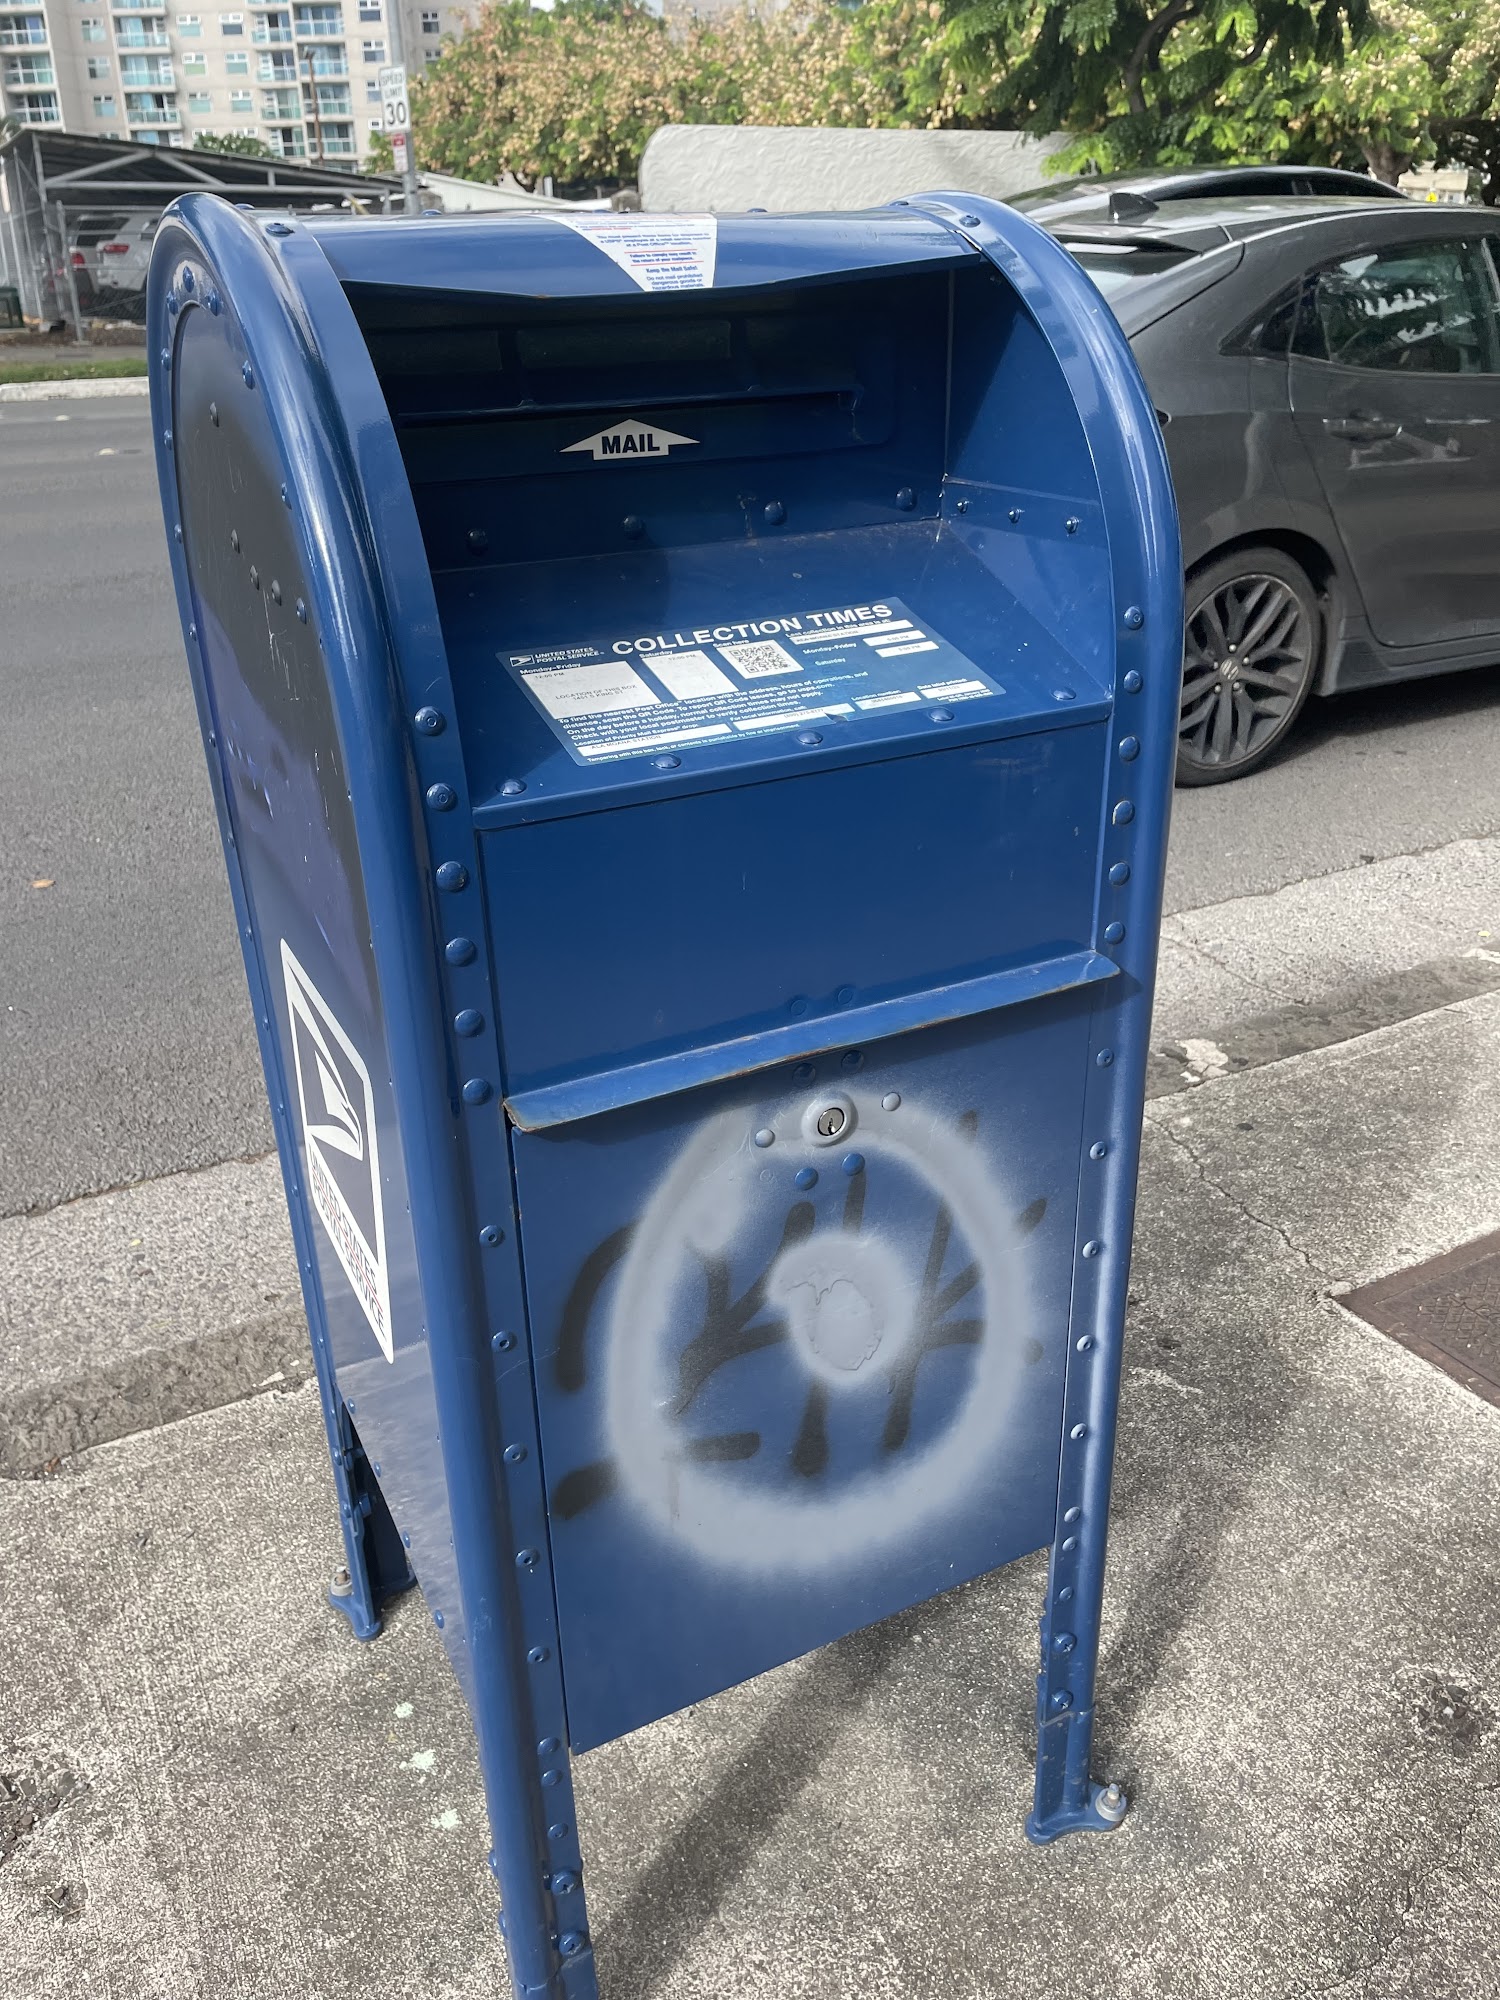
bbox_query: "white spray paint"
[602,1086,1034,1574]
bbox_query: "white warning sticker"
[500,597,1005,765]
[558,214,718,293]
[281,941,393,1363]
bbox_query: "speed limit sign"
[377,63,408,131]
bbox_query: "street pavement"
[3,392,1500,1998]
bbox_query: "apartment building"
[0,0,476,164]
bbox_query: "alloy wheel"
[1179,573,1315,777]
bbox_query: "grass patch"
[0,352,148,385]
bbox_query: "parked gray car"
[1045,194,1500,781]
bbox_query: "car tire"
[1176,546,1321,786]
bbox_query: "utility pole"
[380,0,420,216]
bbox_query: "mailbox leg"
[323,1394,416,1640]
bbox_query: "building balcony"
[123,100,179,122]
[3,56,54,81]
[11,99,59,121]
[115,27,171,46]
[303,54,346,74]
[119,60,173,83]
[110,0,169,12]
[251,24,293,41]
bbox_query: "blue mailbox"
[150,195,1179,1996]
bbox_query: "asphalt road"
[6,392,1500,1217]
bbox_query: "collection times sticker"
[281,940,393,1363]
[502,598,1001,767]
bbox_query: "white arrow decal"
[563,420,699,463]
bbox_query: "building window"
[80,18,106,40]
[187,87,210,107]
[419,8,437,27]
[177,12,201,30]
[356,0,379,18]
[91,91,115,113]
[218,9,242,27]
[359,35,382,57]
[364,77,378,99]
[224,47,246,69]
[229,84,250,106]
[180,51,206,71]
[86,53,110,75]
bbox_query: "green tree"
[944,0,1374,173]
[192,131,281,158]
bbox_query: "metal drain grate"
[1343,1231,1500,1409]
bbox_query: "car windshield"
[1061,241,1198,295]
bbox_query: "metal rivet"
[960,213,981,227]
[480,1224,504,1248]
[1097,1049,1114,1067]
[455,1009,484,1037]
[467,528,488,551]
[540,1767,561,1787]
[1065,516,1080,535]
[501,779,526,798]
[427,782,457,811]
[1061,1536,1078,1553]
[538,1736,560,1755]
[296,598,307,623]
[753,1128,775,1149]
[446,937,476,966]
[1053,1632,1077,1654]
[517,1549,539,1570]
[895,486,916,511]
[552,1870,578,1895]
[436,861,468,892]
[1008,507,1022,524]
[1058,1586,1075,1603]
[528,1647,550,1665]
[558,1933,585,1957]
[249,566,260,590]
[1052,688,1075,703]
[208,401,219,426]
[1108,863,1130,886]
[955,496,969,513]
[841,1050,863,1071]
[1104,921,1125,944]
[1050,1690,1072,1712]
[882,1092,901,1112]
[622,515,644,538]
[836,985,855,1005]
[1123,670,1143,694]
[229,529,240,553]
[1112,800,1135,826]
[242,361,255,388]
[167,291,180,316]
[462,1078,491,1105]
[1063,1506,1081,1523]
[433,1610,445,1630]
[162,428,173,450]
[1123,605,1144,629]
[1071,1423,1088,1440]
[797,730,823,746]
[762,500,785,526]
[794,1167,818,1191]
[415,706,445,736]
[1089,1141,1108,1160]
[372,1462,381,1476]
[1083,1240,1103,1258]
[270,580,282,604]
[207,291,221,316]
[402,1531,412,1548]
[793,1063,816,1083]
[842,1152,865,1176]
[653,754,681,770]
[1118,735,1140,762]
[1076,1336,1095,1352]
[265,220,293,237]
[188,624,197,642]
[174,524,182,542]
[503,1443,526,1464]
[930,707,954,723]
[491,1329,514,1349]
[280,483,290,507]
[159,347,170,365]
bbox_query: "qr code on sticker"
[719,639,803,679]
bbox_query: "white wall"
[639,125,1072,215]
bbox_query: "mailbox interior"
[334,234,1124,1747]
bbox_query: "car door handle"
[1324,410,1400,441]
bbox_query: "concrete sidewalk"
[4,839,1500,1998]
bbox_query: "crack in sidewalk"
[1150,1114,1323,1283]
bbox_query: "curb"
[0,375,150,402]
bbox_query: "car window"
[1061,242,1197,296]
[1293,238,1500,373]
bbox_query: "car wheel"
[1177,547,1321,786]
